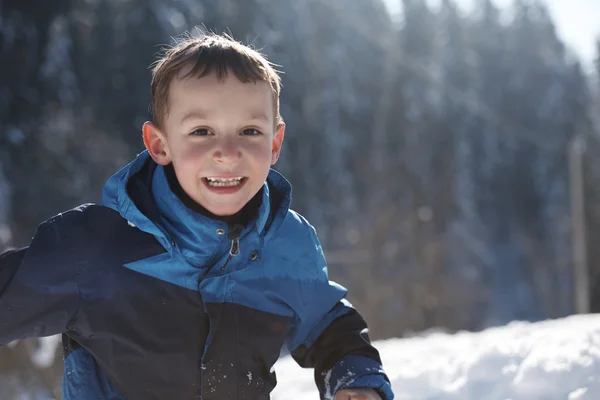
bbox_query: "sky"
[384,0,600,72]
[273,314,600,399]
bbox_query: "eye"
[190,128,211,136]
[242,128,262,136]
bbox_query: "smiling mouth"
[203,177,246,187]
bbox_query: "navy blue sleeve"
[289,301,394,400]
[0,217,80,344]
[284,225,394,399]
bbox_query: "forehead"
[167,67,274,123]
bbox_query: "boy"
[0,33,393,400]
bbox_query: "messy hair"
[150,31,283,129]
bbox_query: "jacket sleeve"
[0,216,80,345]
[284,227,394,400]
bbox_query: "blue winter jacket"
[0,151,393,400]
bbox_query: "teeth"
[206,177,243,182]
[206,177,244,187]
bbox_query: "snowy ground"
[272,314,600,400]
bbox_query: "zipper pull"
[229,236,240,257]
[227,223,243,257]
[220,224,243,272]
[221,238,240,272]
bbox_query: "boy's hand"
[335,388,383,400]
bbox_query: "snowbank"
[272,314,600,399]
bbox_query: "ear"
[271,123,285,165]
[142,121,171,165]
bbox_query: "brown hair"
[150,32,283,129]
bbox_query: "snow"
[272,314,600,399]
[30,335,62,369]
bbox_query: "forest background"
[1,0,600,398]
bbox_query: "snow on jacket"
[0,151,393,400]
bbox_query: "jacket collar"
[101,151,291,263]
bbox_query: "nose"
[213,137,242,164]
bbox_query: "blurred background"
[1,0,599,398]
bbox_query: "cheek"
[171,142,208,164]
[243,141,273,163]
[173,163,199,188]
[170,145,207,182]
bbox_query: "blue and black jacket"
[0,151,393,400]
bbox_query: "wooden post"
[569,134,589,314]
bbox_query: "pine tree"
[463,0,585,324]
[0,165,9,250]
[596,39,600,118]
[0,0,72,246]
[342,0,446,334]
[582,38,600,312]
[435,0,490,331]
[511,0,586,319]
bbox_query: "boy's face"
[143,68,285,216]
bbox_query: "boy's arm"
[288,300,393,399]
[0,217,80,345]
[284,228,394,400]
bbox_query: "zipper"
[219,224,243,271]
[198,224,244,397]
[219,236,239,271]
[199,224,244,278]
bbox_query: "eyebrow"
[179,110,270,124]
[180,110,210,124]
[247,112,270,122]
